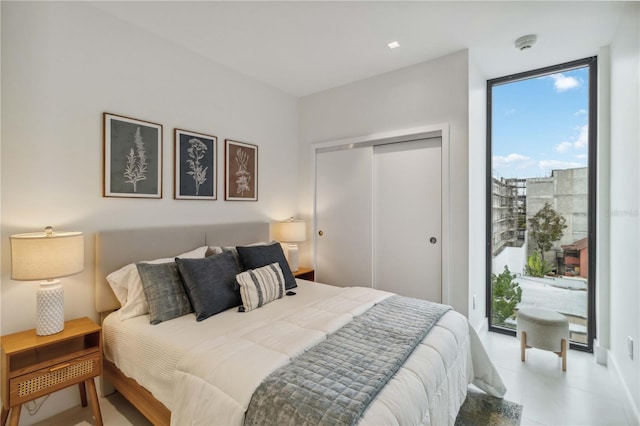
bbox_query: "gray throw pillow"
[136,262,193,325]
[236,242,297,290]
[175,251,242,321]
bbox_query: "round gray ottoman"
[516,307,569,371]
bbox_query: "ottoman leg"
[561,338,567,371]
[521,331,527,362]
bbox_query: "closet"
[314,133,444,302]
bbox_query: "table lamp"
[273,218,306,272]
[10,226,84,335]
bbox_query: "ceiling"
[90,1,628,97]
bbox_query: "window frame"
[485,57,597,352]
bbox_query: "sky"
[491,67,590,179]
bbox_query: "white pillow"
[106,246,208,320]
[236,262,285,312]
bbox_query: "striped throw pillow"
[236,262,285,312]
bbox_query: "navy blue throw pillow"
[175,251,241,321]
[236,243,297,290]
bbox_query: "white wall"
[492,245,527,282]
[595,45,612,365]
[608,2,640,422]
[468,52,487,330]
[299,50,470,316]
[1,2,298,422]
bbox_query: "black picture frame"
[174,129,217,200]
[103,113,162,198]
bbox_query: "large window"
[486,57,597,351]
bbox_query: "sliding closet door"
[315,147,373,287]
[373,138,442,302]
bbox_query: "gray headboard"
[95,222,270,313]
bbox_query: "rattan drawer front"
[9,352,100,405]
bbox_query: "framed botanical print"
[103,113,162,198]
[174,129,217,200]
[225,139,258,201]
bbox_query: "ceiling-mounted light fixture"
[514,34,537,51]
[387,41,400,49]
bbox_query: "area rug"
[454,388,523,426]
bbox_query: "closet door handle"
[429,237,437,244]
[318,230,324,236]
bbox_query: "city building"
[527,167,589,275]
[491,176,526,256]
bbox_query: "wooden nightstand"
[293,267,315,281]
[1,317,103,426]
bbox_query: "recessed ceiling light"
[387,41,400,49]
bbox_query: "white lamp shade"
[11,230,84,281]
[273,220,306,243]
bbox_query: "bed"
[95,222,505,426]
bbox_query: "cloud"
[553,125,588,154]
[574,109,587,116]
[554,141,573,153]
[576,154,587,160]
[548,73,581,92]
[493,153,536,178]
[539,159,585,171]
[573,125,588,149]
[493,153,530,168]
[492,153,536,171]
[505,108,516,116]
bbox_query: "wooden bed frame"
[103,359,170,425]
[94,222,270,425]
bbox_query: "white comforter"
[103,281,505,426]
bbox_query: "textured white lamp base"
[36,280,64,336]
[286,243,299,272]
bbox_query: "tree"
[528,202,567,254]
[525,250,554,278]
[492,266,522,325]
